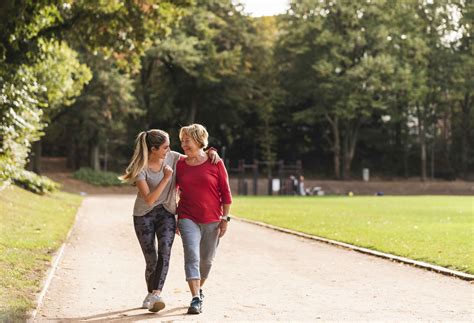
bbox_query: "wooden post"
[267,161,273,195]
[238,159,244,195]
[253,159,258,195]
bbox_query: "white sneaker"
[148,294,166,313]
[142,293,152,309]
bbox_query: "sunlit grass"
[232,196,474,274]
[0,186,82,321]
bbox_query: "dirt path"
[36,195,473,321]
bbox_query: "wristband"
[220,215,231,222]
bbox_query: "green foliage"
[136,1,279,162]
[0,40,91,184]
[0,67,45,181]
[0,1,186,70]
[43,50,142,170]
[71,52,141,140]
[0,0,186,182]
[30,39,92,115]
[11,169,60,194]
[1,0,471,181]
[73,167,123,186]
[273,0,472,179]
[276,0,399,178]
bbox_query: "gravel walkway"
[36,195,474,321]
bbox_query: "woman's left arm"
[218,204,231,238]
[217,161,232,238]
[217,160,232,204]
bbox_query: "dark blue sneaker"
[187,296,202,314]
[199,289,204,311]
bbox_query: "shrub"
[0,69,46,186]
[11,169,60,194]
[73,167,123,186]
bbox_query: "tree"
[136,0,279,162]
[406,0,466,181]
[43,51,141,171]
[450,0,473,178]
[27,39,92,173]
[0,0,185,182]
[276,0,396,178]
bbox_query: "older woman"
[176,124,232,315]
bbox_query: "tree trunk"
[33,140,41,174]
[430,120,435,180]
[460,92,471,179]
[342,131,348,179]
[326,114,341,179]
[67,136,82,170]
[395,119,403,176]
[28,140,42,174]
[395,97,406,177]
[403,137,409,178]
[74,137,81,170]
[90,141,100,171]
[416,102,427,181]
[441,105,454,179]
[342,120,360,180]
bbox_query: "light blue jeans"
[178,218,220,281]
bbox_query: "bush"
[73,167,123,186]
[0,69,46,178]
[12,169,60,194]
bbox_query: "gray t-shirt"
[132,151,180,216]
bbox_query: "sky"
[238,0,289,17]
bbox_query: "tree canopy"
[1,0,472,187]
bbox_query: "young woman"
[121,129,219,313]
[176,124,232,314]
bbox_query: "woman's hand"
[207,149,221,164]
[218,220,228,238]
[163,165,173,179]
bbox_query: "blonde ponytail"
[120,129,169,183]
[120,132,149,183]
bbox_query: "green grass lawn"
[0,185,82,321]
[232,196,474,274]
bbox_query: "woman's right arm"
[136,165,173,207]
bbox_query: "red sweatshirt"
[176,158,232,224]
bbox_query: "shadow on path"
[52,306,189,321]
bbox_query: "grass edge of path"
[0,185,82,322]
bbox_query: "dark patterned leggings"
[133,205,176,293]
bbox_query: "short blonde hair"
[179,124,209,149]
